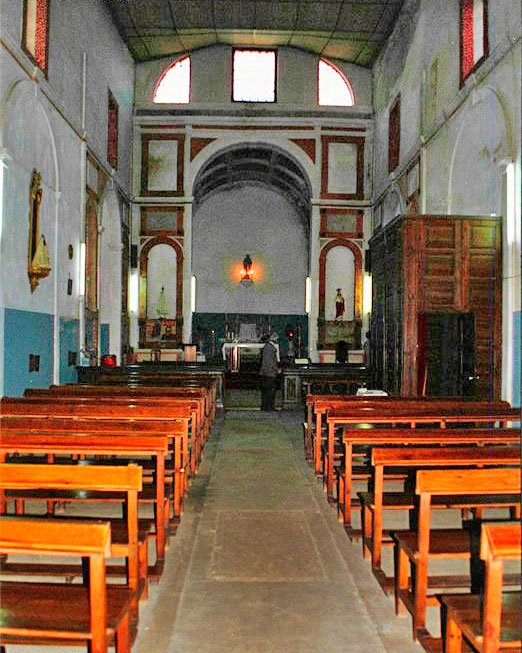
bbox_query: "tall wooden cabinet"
[368,215,502,399]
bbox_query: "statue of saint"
[335,288,345,321]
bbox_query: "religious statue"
[155,286,169,318]
[335,288,345,321]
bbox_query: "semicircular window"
[318,59,354,107]
[153,56,191,104]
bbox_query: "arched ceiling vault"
[193,144,312,231]
[104,0,405,67]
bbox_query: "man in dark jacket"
[259,333,279,411]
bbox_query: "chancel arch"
[191,142,313,349]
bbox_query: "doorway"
[417,313,476,396]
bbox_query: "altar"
[221,341,280,373]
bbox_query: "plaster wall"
[0,0,134,192]
[135,45,372,111]
[193,185,307,315]
[372,0,521,402]
[0,0,134,393]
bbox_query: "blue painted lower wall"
[513,311,521,407]
[3,308,53,396]
[100,323,110,356]
[59,318,79,384]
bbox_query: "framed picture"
[141,134,185,197]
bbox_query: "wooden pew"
[1,397,191,499]
[0,462,143,622]
[340,427,521,529]
[325,405,520,499]
[308,395,510,476]
[28,383,215,435]
[440,523,521,653]
[0,430,170,572]
[0,517,132,653]
[361,446,520,590]
[392,468,521,646]
[20,392,205,476]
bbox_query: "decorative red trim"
[140,206,184,236]
[318,238,363,325]
[320,136,365,200]
[320,208,363,238]
[322,126,366,132]
[388,96,400,173]
[22,0,49,76]
[191,125,314,131]
[190,138,216,161]
[141,134,185,197]
[142,125,186,129]
[139,236,184,340]
[107,90,119,170]
[290,138,316,163]
[459,0,489,86]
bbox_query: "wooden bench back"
[328,406,520,421]
[415,468,521,496]
[0,516,111,557]
[1,397,191,420]
[372,446,520,467]
[344,427,521,445]
[0,431,169,456]
[0,415,185,436]
[0,462,142,492]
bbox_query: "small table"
[221,342,279,373]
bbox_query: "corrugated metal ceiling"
[104,0,404,67]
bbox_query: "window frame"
[21,0,50,77]
[459,0,489,86]
[232,48,277,104]
[107,89,119,170]
[317,59,355,107]
[388,95,401,174]
[152,55,191,104]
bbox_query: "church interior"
[0,0,520,652]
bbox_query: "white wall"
[135,44,372,113]
[0,0,134,390]
[193,185,307,314]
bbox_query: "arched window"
[153,56,191,104]
[318,60,354,107]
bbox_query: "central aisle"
[134,412,422,653]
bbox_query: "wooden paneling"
[369,215,501,398]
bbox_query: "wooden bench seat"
[439,523,521,653]
[391,468,521,646]
[0,517,133,653]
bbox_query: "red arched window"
[318,60,354,107]
[153,56,191,104]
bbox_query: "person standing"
[259,333,279,411]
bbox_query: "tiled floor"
[131,411,424,653]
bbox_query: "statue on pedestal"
[335,288,345,321]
